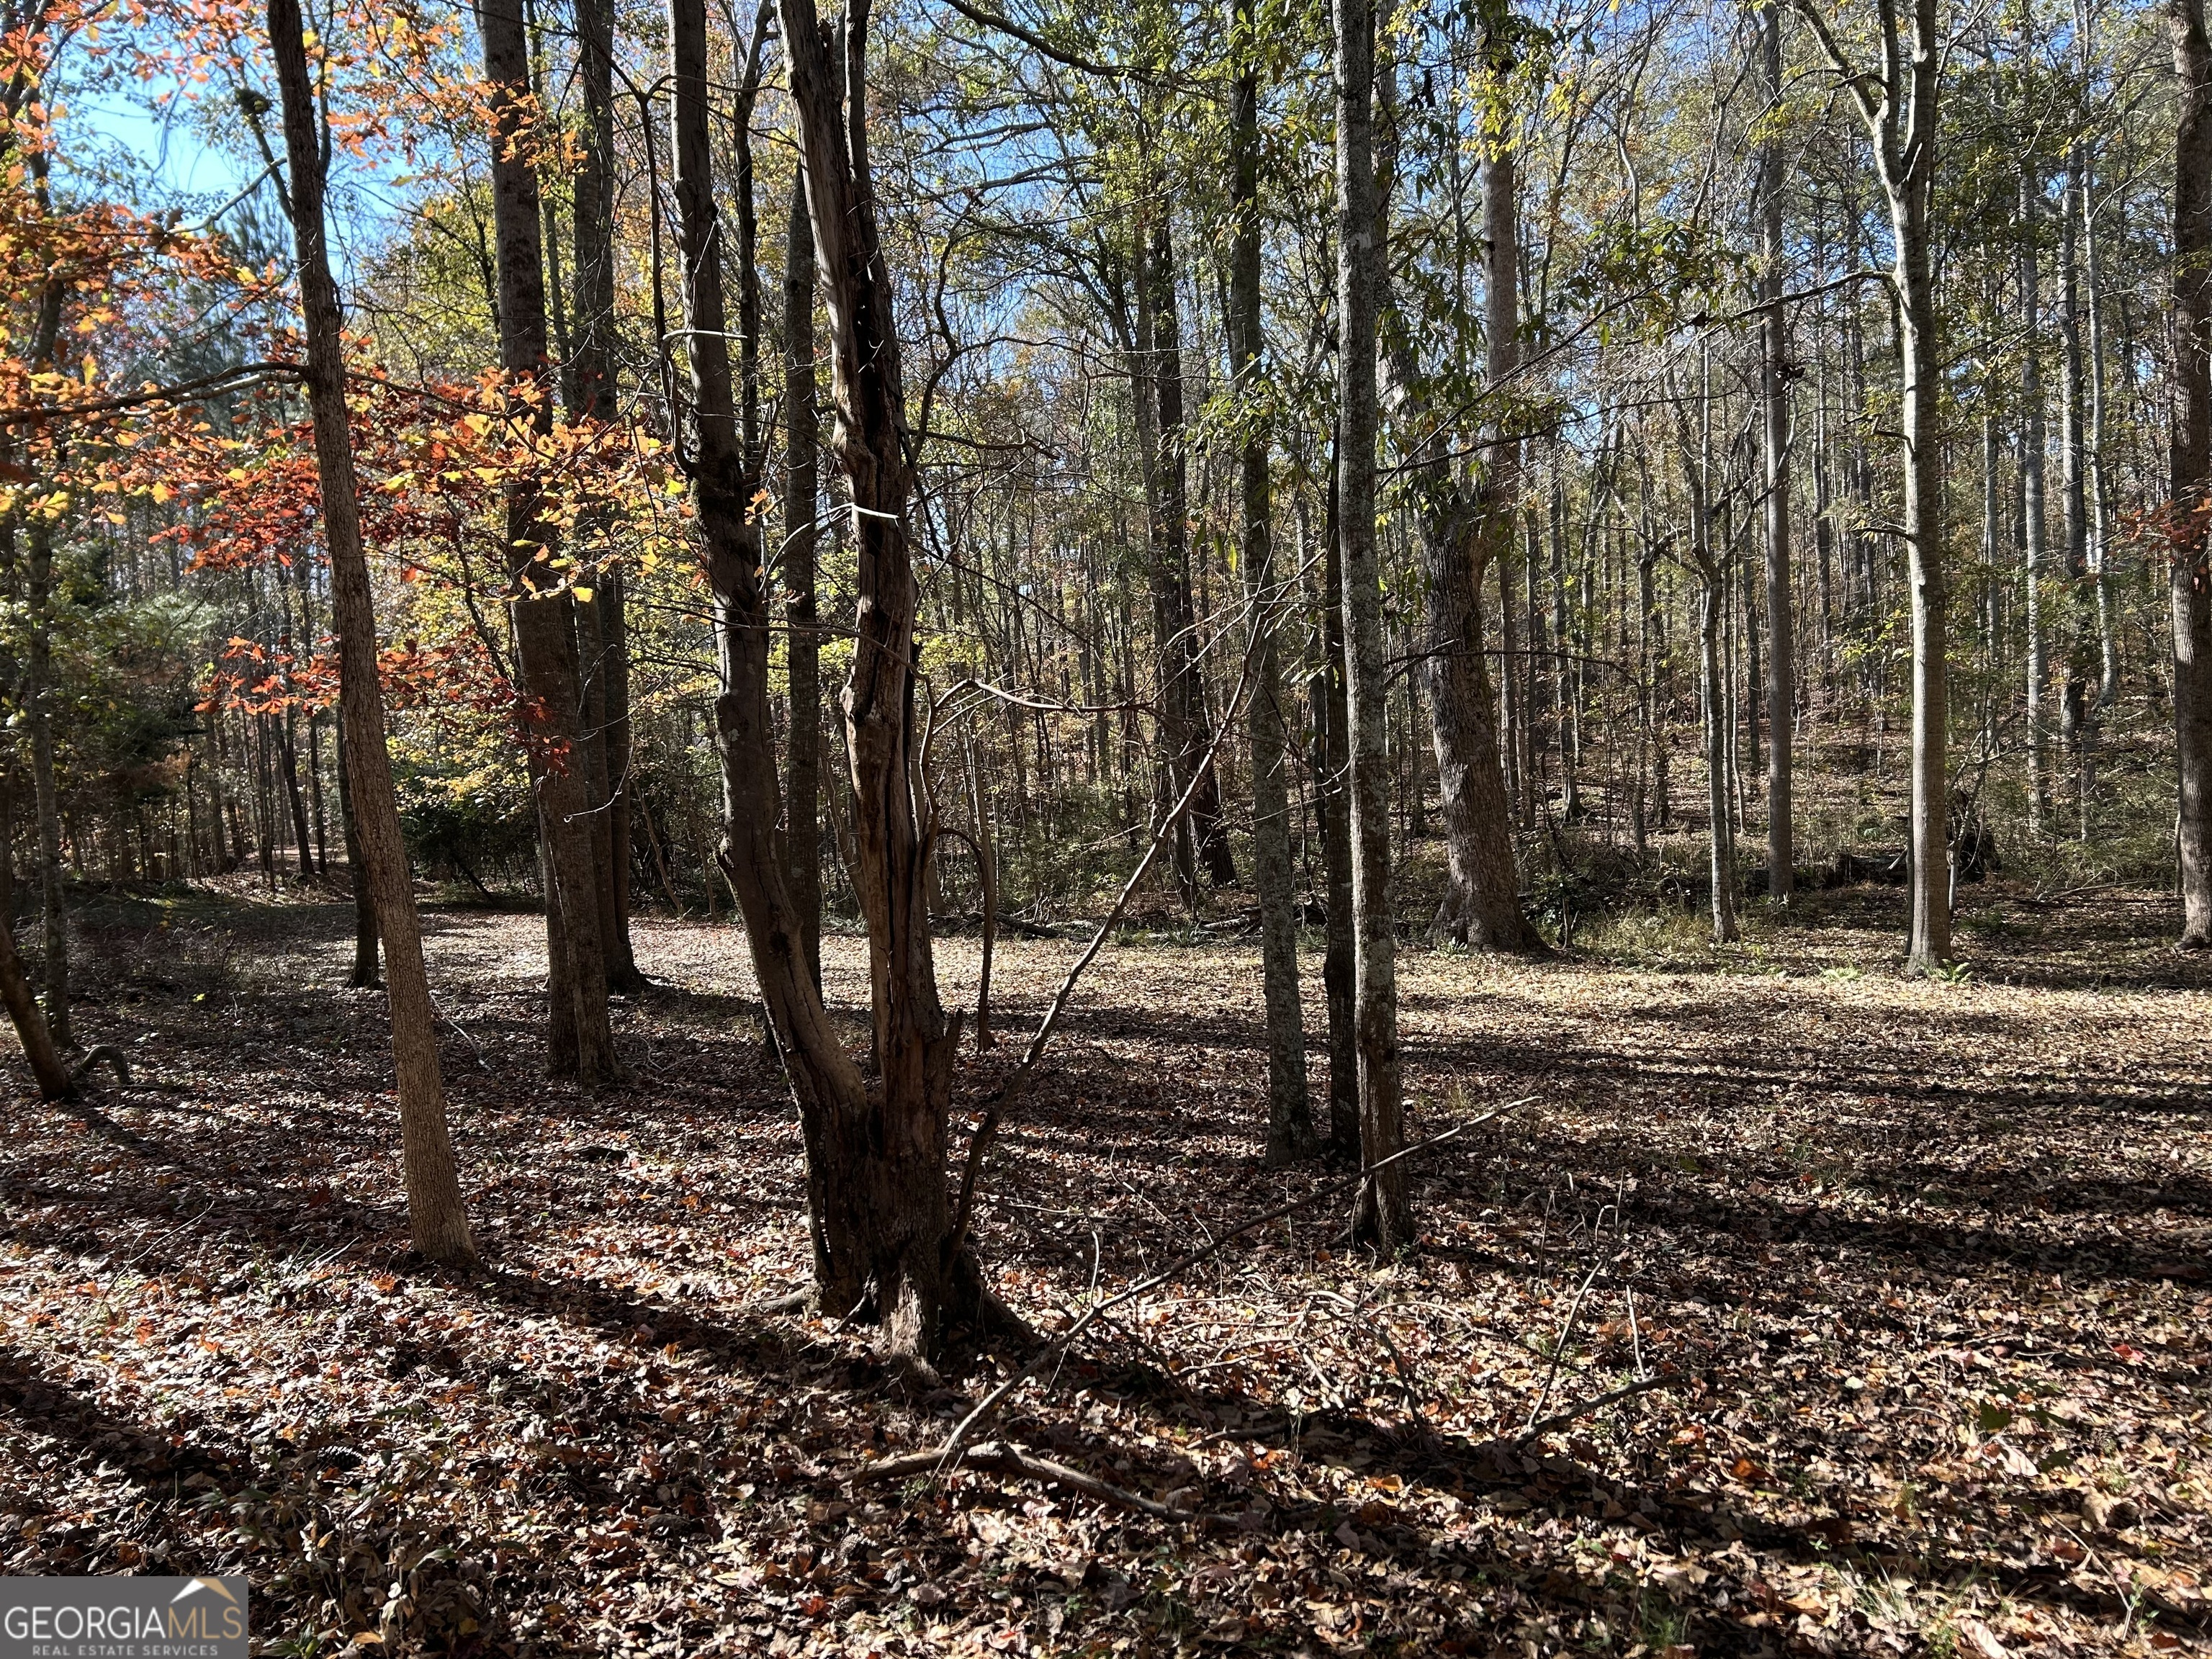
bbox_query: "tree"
[1797,0,1951,972]
[2172,0,2212,947]
[568,0,644,995]
[1231,0,1316,1165]
[269,0,475,1264]
[1336,0,1410,1248]
[783,175,824,990]
[1759,0,1795,906]
[1398,3,1538,953]
[478,0,621,1080]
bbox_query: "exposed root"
[68,1045,132,1091]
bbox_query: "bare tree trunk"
[2082,114,2122,711]
[1336,0,1410,1249]
[2060,148,2095,833]
[479,0,620,1080]
[674,0,972,1356]
[570,0,641,992]
[1897,183,1951,970]
[2172,0,2212,947]
[1799,0,1949,971]
[2023,166,2050,837]
[1233,12,1314,1164]
[24,518,66,1044]
[785,175,824,990]
[1314,468,1359,1159]
[270,0,475,1262]
[334,709,380,986]
[1684,361,1740,943]
[966,735,997,1046]
[1144,207,1235,891]
[1760,0,1795,907]
[0,773,73,1100]
[1403,35,1534,953]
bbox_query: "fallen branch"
[866,1439,1197,1522]
[1515,1373,1676,1446]
[860,1098,1534,1493]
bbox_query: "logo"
[0,1576,248,1658]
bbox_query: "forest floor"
[1,875,2208,1658]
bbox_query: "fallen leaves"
[0,884,2206,1655]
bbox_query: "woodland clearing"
[0,879,2207,1657]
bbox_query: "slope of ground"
[0,880,2206,1656]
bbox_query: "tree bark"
[24,517,67,1044]
[1232,9,1315,1165]
[1141,205,1234,893]
[674,0,971,1355]
[2023,165,2050,836]
[784,174,824,990]
[1315,467,1359,1160]
[0,773,73,1100]
[1410,38,1534,953]
[333,708,380,986]
[1760,0,1795,906]
[1335,0,1410,1250]
[270,0,475,1263]
[1799,0,1949,971]
[1684,361,1739,943]
[2172,0,2212,947]
[570,0,642,992]
[479,0,621,1078]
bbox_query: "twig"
[1527,1256,1612,1431]
[943,597,1276,1260]
[858,1099,1534,1491]
[1515,1374,1677,1446]
[1372,1312,1430,1434]
[912,1440,1197,1522]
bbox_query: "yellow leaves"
[150,480,174,504]
[571,585,593,603]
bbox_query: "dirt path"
[1,884,2205,1655]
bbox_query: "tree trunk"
[2060,148,2094,830]
[1233,14,1315,1165]
[2172,0,2212,947]
[1760,0,1794,906]
[1314,472,1359,1160]
[480,0,620,1080]
[270,0,475,1262]
[334,708,381,986]
[1415,60,1534,953]
[24,518,67,1045]
[1335,0,1409,1249]
[2023,166,2050,837]
[1686,364,1740,943]
[785,174,824,990]
[1142,205,1235,892]
[0,774,73,1100]
[678,0,972,1355]
[1897,179,1951,972]
[2082,124,2121,711]
[570,0,641,992]
[1799,0,1950,968]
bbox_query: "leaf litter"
[0,881,2206,1655]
